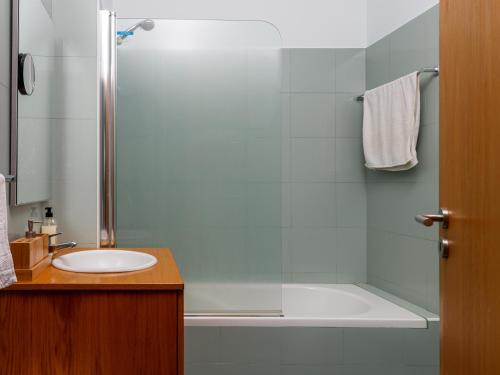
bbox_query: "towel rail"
[355,67,439,102]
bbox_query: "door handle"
[415,208,450,229]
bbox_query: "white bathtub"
[185,284,427,328]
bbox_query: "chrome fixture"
[415,208,450,229]
[25,219,41,238]
[99,11,117,247]
[355,67,440,102]
[48,233,78,258]
[49,241,78,253]
[439,237,450,259]
[4,175,16,183]
[116,19,155,45]
[416,208,451,259]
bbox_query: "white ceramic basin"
[51,250,157,273]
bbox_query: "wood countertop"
[3,248,184,291]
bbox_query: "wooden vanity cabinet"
[0,248,184,375]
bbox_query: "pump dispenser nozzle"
[25,219,41,238]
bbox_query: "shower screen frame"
[98,10,117,248]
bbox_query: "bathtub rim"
[185,283,436,328]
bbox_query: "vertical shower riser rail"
[98,10,117,248]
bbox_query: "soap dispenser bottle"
[41,207,57,244]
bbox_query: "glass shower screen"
[116,19,282,315]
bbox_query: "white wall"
[107,0,440,48]
[0,0,99,244]
[104,0,367,48]
[367,0,439,46]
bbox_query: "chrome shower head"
[139,19,155,31]
[117,19,155,45]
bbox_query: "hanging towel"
[0,174,16,289]
[362,71,421,171]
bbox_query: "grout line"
[287,136,361,139]
[332,49,339,280]
[367,227,438,243]
[21,116,97,121]
[28,54,97,58]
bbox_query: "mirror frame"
[9,0,20,206]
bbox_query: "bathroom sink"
[51,250,157,273]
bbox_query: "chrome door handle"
[415,208,450,229]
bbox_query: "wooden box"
[10,234,50,281]
[14,256,51,282]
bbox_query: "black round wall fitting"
[18,53,36,96]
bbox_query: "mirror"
[10,0,55,205]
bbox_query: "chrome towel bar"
[355,66,439,102]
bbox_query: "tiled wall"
[366,6,440,313]
[47,0,98,246]
[185,322,439,375]
[117,46,367,288]
[0,0,98,244]
[282,48,367,283]
[116,44,284,312]
[1,2,439,306]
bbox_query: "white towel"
[362,71,421,171]
[0,174,16,288]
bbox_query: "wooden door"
[440,1,500,374]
